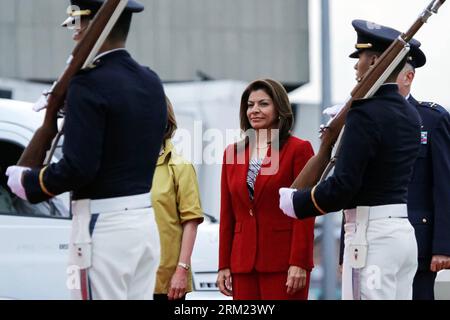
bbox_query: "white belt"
[344,204,407,223]
[72,192,152,214]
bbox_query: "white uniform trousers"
[68,203,160,300]
[342,207,418,300]
[88,208,160,300]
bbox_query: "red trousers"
[232,270,310,300]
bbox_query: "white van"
[0,98,225,300]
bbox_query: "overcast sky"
[298,0,450,109]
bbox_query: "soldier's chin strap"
[61,8,92,28]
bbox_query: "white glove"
[323,104,345,119]
[6,166,31,201]
[279,188,297,219]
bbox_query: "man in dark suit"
[6,0,167,299]
[396,46,450,300]
[279,20,422,299]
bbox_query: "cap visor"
[61,16,75,28]
[349,50,360,58]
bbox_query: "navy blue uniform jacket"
[407,96,450,270]
[23,50,167,202]
[293,84,421,218]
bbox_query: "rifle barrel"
[17,0,125,167]
[291,0,446,190]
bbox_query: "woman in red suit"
[217,79,316,300]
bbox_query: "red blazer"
[219,136,315,274]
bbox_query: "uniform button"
[423,218,427,224]
[249,209,254,216]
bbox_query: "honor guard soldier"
[6,0,167,300]
[279,20,422,300]
[395,34,450,300]
[335,21,450,300]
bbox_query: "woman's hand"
[217,268,233,296]
[286,265,307,295]
[431,255,450,272]
[168,267,188,300]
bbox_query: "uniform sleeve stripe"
[39,166,56,197]
[311,185,326,215]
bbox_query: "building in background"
[0,0,312,222]
[0,0,309,86]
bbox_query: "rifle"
[291,0,446,190]
[17,0,129,168]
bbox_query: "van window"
[0,140,70,218]
[0,185,16,214]
[0,88,12,99]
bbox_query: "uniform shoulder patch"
[418,101,447,114]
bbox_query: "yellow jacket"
[151,140,204,294]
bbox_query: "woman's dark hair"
[239,79,294,148]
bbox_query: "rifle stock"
[291,0,446,190]
[17,0,126,168]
